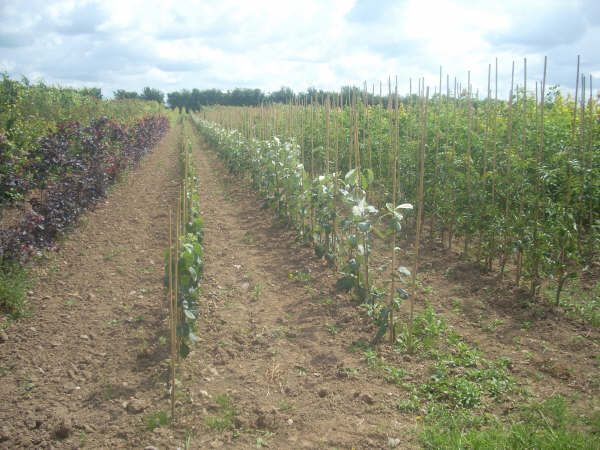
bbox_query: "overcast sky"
[1,0,599,99]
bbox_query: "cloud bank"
[1,0,599,98]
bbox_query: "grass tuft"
[0,263,32,318]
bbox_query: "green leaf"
[397,266,411,277]
[372,306,390,343]
[184,308,198,320]
[372,225,386,239]
[177,322,190,338]
[346,258,360,274]
[325,252,336,265]
[335,276,354,292]
[364,168,374,185]
[345,168,358,185]
[357,221,371,233]
[396,287,409,299]
[315,244,326,258]
[179,341,191,358]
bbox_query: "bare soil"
[1,120,598,449]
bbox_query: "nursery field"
[0,62,599,448]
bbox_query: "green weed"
[0,263,32,318]
[142,410,170,431]
[420,396,600,449]
[205,394,235,431]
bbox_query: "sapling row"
[199,56,599,307]
[165,123,205,422]
[192,88,415,344]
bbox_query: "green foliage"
[0,75,157,205]
[420,397,600,449]
[114,89,139,100]
[205,394,236,431]
[196,81,600,309]
[141,87,164,104]
[142,410,170,431]
[420,363,483,408]
[546,279,600,327]
[0,263,31,318]
[164,136,205,358]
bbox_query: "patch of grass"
[397,395,420,413]
[79,430,87,448]
[452,300,462,313]
[252,282,263,302]
[545,280,600,327]
[142,410,170,431]
[278,398,293,411]
[255,431,274,448]
[131,314,144,323]
[291,270,311,282]
[383,365,406,385]
[420,364,482,408]
[394,305,448,353]
[243,232,255,245]
[483,318,504,332]
[338,366,360,379]
[420,396,600,449]
[205,394,235,431]
[326,325,339,335]
[521,320,532,331]
[364,349,406,386]
[368,304,513,410]
[0,263,32,318]
[318,297,333,306]
[103,249,118,261]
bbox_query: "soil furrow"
[1,123,181,449]
[172,122,417,449]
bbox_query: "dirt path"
[0,123,181,449]
[171,121,418,449]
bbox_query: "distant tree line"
[116,84,509,112]
[162,86,401,112]
[113,87,165,104]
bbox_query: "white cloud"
[0,0,598,98]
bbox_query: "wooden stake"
[516,58,527,286]
[500,62,515,280]
[530,56,547,297]
[567,55,580,205]
[169,209,176,424]
[408,87,429,354]
[389,77,399,343]
[325,96,330,174]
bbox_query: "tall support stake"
[531,56,547,297]
[389,78,400,343]
[408,87,429,354]
[169,209,176,424]
[566,55,580,205]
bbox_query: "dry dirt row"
[0,123,181,449]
